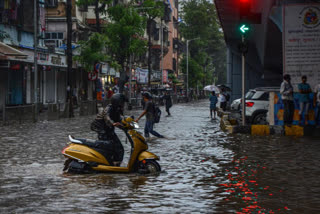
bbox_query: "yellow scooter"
[62,117,161,174]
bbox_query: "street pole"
[241,35,246,126]
[66,0,73,117]
[33,0,38,122]
[160,20,164,87]
[186,37,200,102]
[186,40,189,102]
[128,54,132,110]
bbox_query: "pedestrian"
[140,90,146,109]
[135,92,164,139]
[107,87,114,99]
[313,83,320,124]
[280,74,294,125]
[209,91,218,119]
[162,90,172,116]
[219,90,227,111]
[298,75,311,125]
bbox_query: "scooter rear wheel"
[63,159,91,173]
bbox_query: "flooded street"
[1,100,320,213]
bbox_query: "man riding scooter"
[90,93,126,166]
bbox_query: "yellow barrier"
[251,125,270,136]
[284,125,304,136]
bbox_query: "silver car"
[232,87,279,124]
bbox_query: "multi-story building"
[162,0,179,83]
[0,0,45,110]
[45,0,93,103]
[133,0,181,87]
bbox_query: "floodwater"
[0,100,319,213]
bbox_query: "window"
[58,33,63,39]
[45,33,51,39]
[45,0,58,8]
[45,32,63,40]
[51,32,57,39]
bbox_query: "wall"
[0,24,34,47]
[227,47,265,101]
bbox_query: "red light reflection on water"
[218,156,290,213]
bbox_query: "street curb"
[219,111,320,136]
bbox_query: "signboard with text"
[283,4,320,90]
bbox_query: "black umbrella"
[217,84,231,91]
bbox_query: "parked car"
[238,87,279,124]
[230,91,255,111]
[231,98,241,110]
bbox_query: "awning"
[0,42,27,59]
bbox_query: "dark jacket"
[91,105,122,136]
[163,94,172,109]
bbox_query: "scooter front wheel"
[138,160,161,174]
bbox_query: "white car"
[231,98,241,110]
[230,91,254,111]
[237,87,279,124]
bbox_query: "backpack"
[153,103,161,123]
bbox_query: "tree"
[74,33,110,72]
[104,4,147,93]
[138,0,164,88]
[179,0,226,88]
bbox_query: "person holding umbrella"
[209,91,218,119]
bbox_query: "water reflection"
[0,101,319,213]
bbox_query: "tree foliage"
[104,4,147,91]
[74,33,110,72]
[180,0,226,88]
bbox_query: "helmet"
[283,74,291,81]
[142,92,152,100]
[111,93,126,108]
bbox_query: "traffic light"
[239,0,250,20]
[239,24,249,34]
[238,0,261,24]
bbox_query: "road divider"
[219,111,320,137]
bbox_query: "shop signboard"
[109,67,116,76]
[135,68,148,84]
[101,63,108,74]
[283,4,320,90]
[162,70,168,83]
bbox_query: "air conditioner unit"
[58,0,66,2]
[44,39,56,47]
[56,40,63,48]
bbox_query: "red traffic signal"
[239,0,251,19]
[238,0,261,24]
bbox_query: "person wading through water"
[135,92,164,140]
[162,90,173,116]
[90,93,126,166]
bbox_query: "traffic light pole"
[241,35,246,126]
